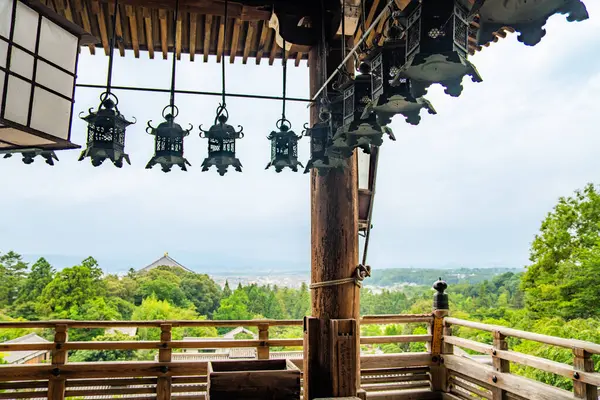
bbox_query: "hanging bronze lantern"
[3,149,59,165]
[460,0,588,47]
[304,106,346,174]
[200,0,243,176]
[199,106,243,176]
[394,0,482,98]
[145,0,191,173]
[266,119,303,173]
[79,0,135,167]
[266,40,303,173]
[145,106,192,173]
[333,63,384,155]
[364,23,436,126]
[79,93,135,167]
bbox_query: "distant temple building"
[138,252,194,274]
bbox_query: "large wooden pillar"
[305,41,361,398]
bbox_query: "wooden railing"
[2,314,598,400]
[442,317,600,400]
[0,314,435,400]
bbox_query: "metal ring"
[319,110,332,122]
[276,118,291,130]
[99,91,119,106]
[162,104,179,119]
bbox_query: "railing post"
[157,323,172,400]
[491,331,509,400]
[430,279,449,393]
[48,324,68,400]
[258,323,269,360]
[573,348,598,400]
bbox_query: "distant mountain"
[367,267,524,287]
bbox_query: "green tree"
[223,280,232,298]
[69,332,143,362]
[39,258,105,317]
[180,274,222,317]
[0,251,28,307]
[522,183,600,319]
[213,290,252,320]
[132,295,217,340]
[16,258,55,305]
[135,269,189,308]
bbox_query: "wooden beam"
[156,324,172,400]
[203,14,212,62]
[353,0,379,45]
[47,325,68,400]
[242,20,256,64]
[125,5,139,58]
[445,355,574,400]
[92,0,110,55]
[79,0,96,55]
[268,31,278,66]
[159,9,168,59]
[109,2,125,57]
[93,0,270,21]
[175,12,182,60]
[229,18,242,63]
[142,7,154,58]
[573,349,598,400]
[255,20,268,65]
[216,15,224,63]
[306,41,360,398]
[189,12,197,61]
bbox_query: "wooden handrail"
[444,317,600,355]
[0,314,433,329]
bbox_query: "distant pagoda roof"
[139,252,194,274]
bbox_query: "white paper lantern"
[0,0,93,151]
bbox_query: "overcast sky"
[1,5,598,273]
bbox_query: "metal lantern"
[333,63,384,155]
[2,149,58,165]
[394,0,482,98]
[200,106,243,176]
[79,93,135,167]
[79,0,135,168]
[364,24,436,126]
[460,0,588,47]
[303,107,346,174]
[266,119,303,173]
[145,105,192,173]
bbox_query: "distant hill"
[366,267,523,287]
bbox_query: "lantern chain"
[105,0,119,94]
[168,0,180,113]
[221,0,228,109]
[281,38,287,122]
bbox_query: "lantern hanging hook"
[162,104,179,119]
[98,91,119,109]
[276,117,292,131]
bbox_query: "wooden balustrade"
[0,315,434,400]
[2,314,597,399]
[443,317,600,400]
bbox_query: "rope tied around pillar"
[309,264,371,289]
